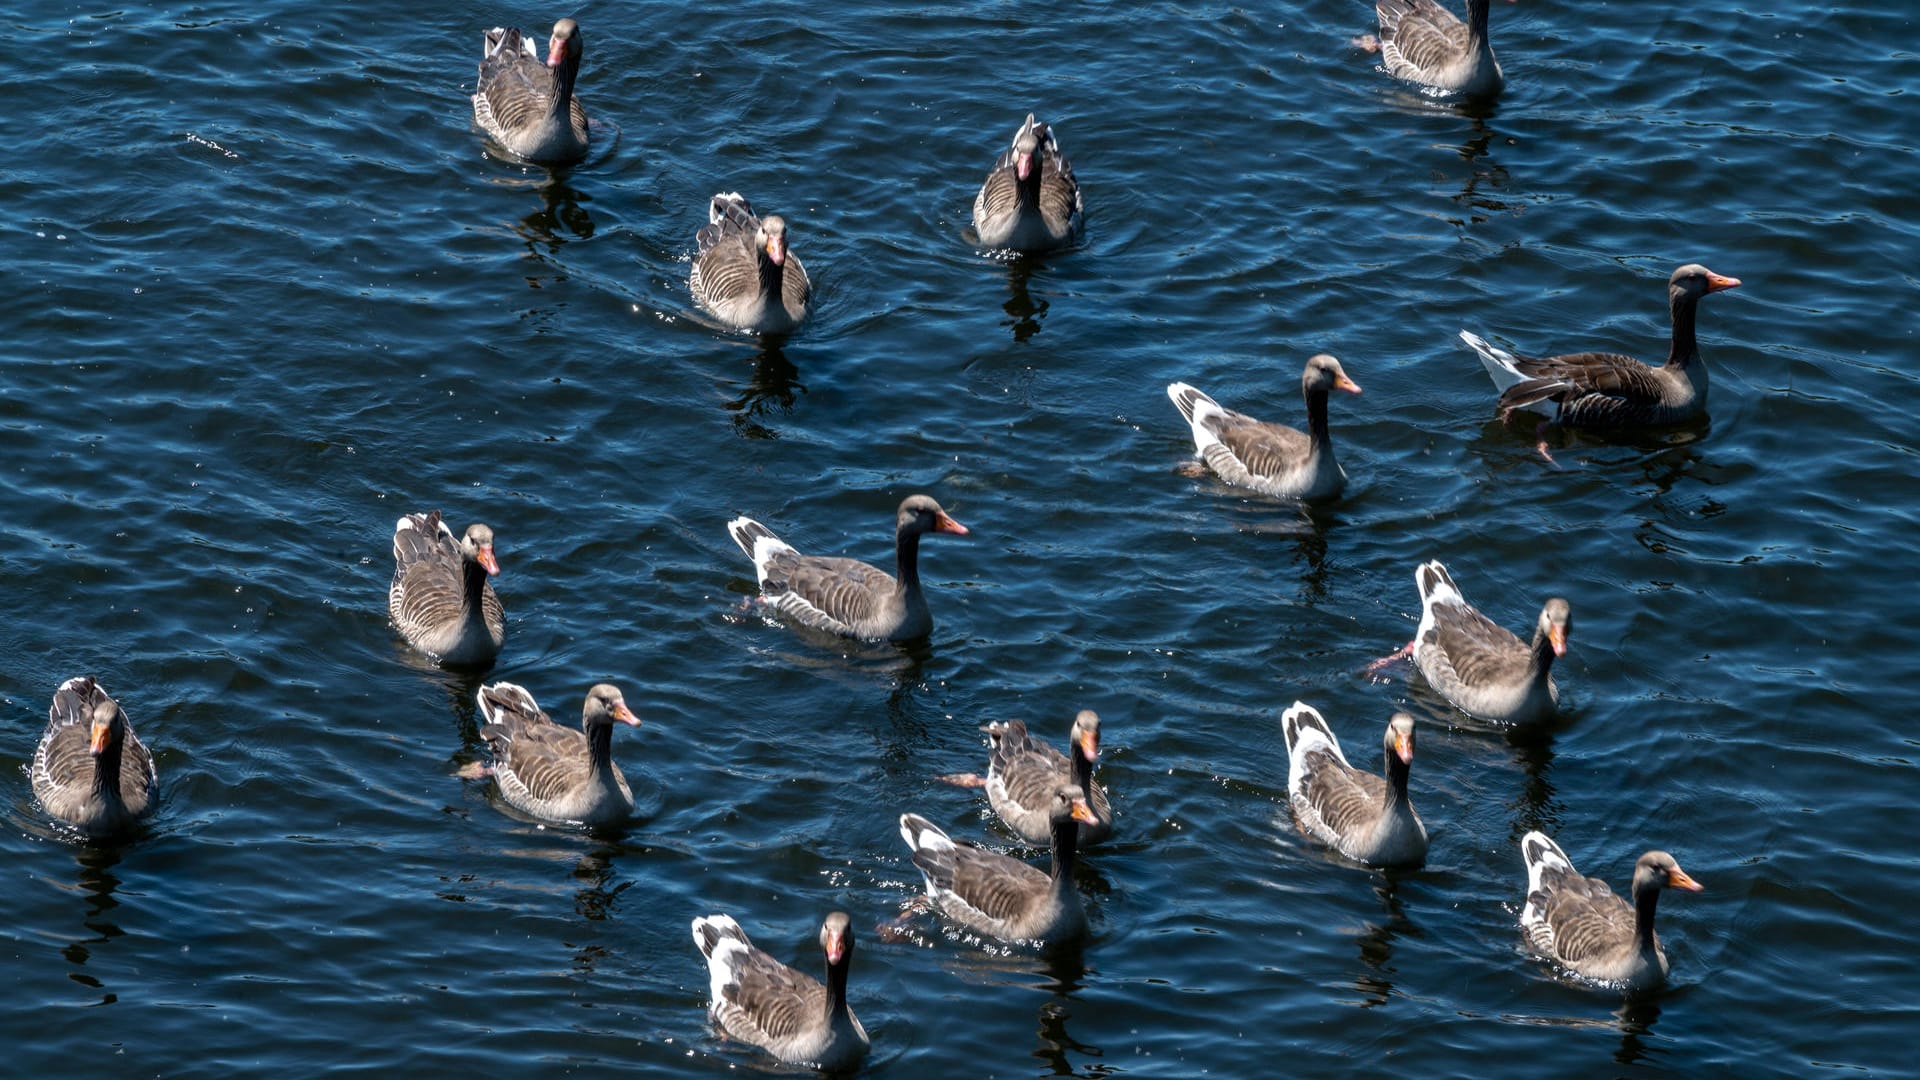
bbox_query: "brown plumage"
[1412,559,1569,726]
[1282,703,1426,868]
[1375,0,1503,97]
[1167,354,1363,501]
[690,192,811,334]
[692,912,869,1071]
[900,785,1095,947]
[981,711,1113,846]
[476,682,640,825]
[1463,264,1743,429]
[973,113,1083,251]
[471,18,590,164]
[1520,832,1704,989]
[32,676,158,837]
[727,495,969,642]
[389,511,505,666]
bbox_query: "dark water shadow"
[1502,724,1566,844]
[721,343,807,440]
[58,846,127,1007]
[1349,875,1421,1008]
[1001,258,1050,342]
[509,173,596,256]
[1612,996,1666,1069]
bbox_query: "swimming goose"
[973,113,1083,252]
[389,511,505,666]
[900,784,1095,948]
[690,192,812,334]
[1403,559,1569,726]
[692,911,869,1071]
[32,677,158,837]
[728,495,969,642]
[475,682,640,825]
[471,18,590,164]
[1462,264,1742,429]
[1167,354,1362,501]
[978,711,1113,846]
[1520,831,1703,990]
[1374,0,1503,97]
[1282,703,1427,868]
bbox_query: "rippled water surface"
[5,0,1917,1075]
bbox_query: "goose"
[692,911,869,1071]
[1167,354,1363,501]
[1372,0,1504,97]
[690,192,811,334]
[961,711,1113,847]
[1520,831,1703,990]
[389,511,505,666]
[1388,559,1570,726]
[1462,264,1743,430]
[475,682,640,825]
[470,18,590,164]
[32,677,158,837]
[900,784,1096,948]
[1282,703,1426,868]
[973,113,1083,252]
[727,495,969,642]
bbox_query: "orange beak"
[1077,729,1100,762]
[765,234,786,266]
[1016,151,1033,181]
[1392,731,1413,765]
[547,37,568,67]
[1334,375,1363,395]
[1069,798,1097,825]
[1547,623,1568,657]
[477,545,501,576]
[90,719,113,755]
[1705,272,1741,293]
[934,512,970,536]
[1668,867,1704,892]
[824,926,846,964]
[611,701,642,728]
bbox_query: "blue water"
[4,0,1916,1074]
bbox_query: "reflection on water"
[1613,996,1666,1069]
[723,344,806,440]
[60,846,126,1007]
[1505,727,1563,844]
[1002,260,1049,342]
[1349,877,1417,1008]
[571,840,633,924]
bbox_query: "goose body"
[1412,560,1569,726]
[982,712,1113,846]
[32,677,158,837]
[1282,703,1426,868]
[471,19,590,164]
[692,912,869,1071]
[1375,0,1503,97]
[1462,264,1742,428]
[900,784,1095,948]
[690,192,811,334]
[728,495,969,642]
[1520,831,1704,990]
[1167,355,1362,501]
[973,113,1083,252]
[476,682,640,825]
[389,511,505,666]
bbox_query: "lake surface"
[5,0,1916,1075]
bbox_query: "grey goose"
[690,192,811,334]
[691,911,869,1071]
[1520,831,1704,990]
[1391,559,1570,727]
[32,677,158,838]
[728,495,969,643]
[1168,354,1363,501]
[973,113,1083,252]
[944,711,1113,847]
[475,681,640,826]
[389,511,505,666]
[1372,0,1504,97]
[471,18,590,164]
[1282,703,1426,869]
[900,783,1095,948]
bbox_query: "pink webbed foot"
[935,772,988,788]
[1365,640,1416,674]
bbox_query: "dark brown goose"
[471,18,590,164]
[899,784,1095,948]
[1405,559,1570,726]
[973,113,1083,252]
[1282,703,1426,868]
[475,682,640,825]
[727,495,969,642]
[389,511,505,666]
[1520,831,1704,990]
[690,192,811,334]
[32,677,158,838]
[1168,354,1363,501]
[1372,0,1503,97]
[966,711,1113,846]
[691,912,869,1071]
[1462,264,1743,429]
